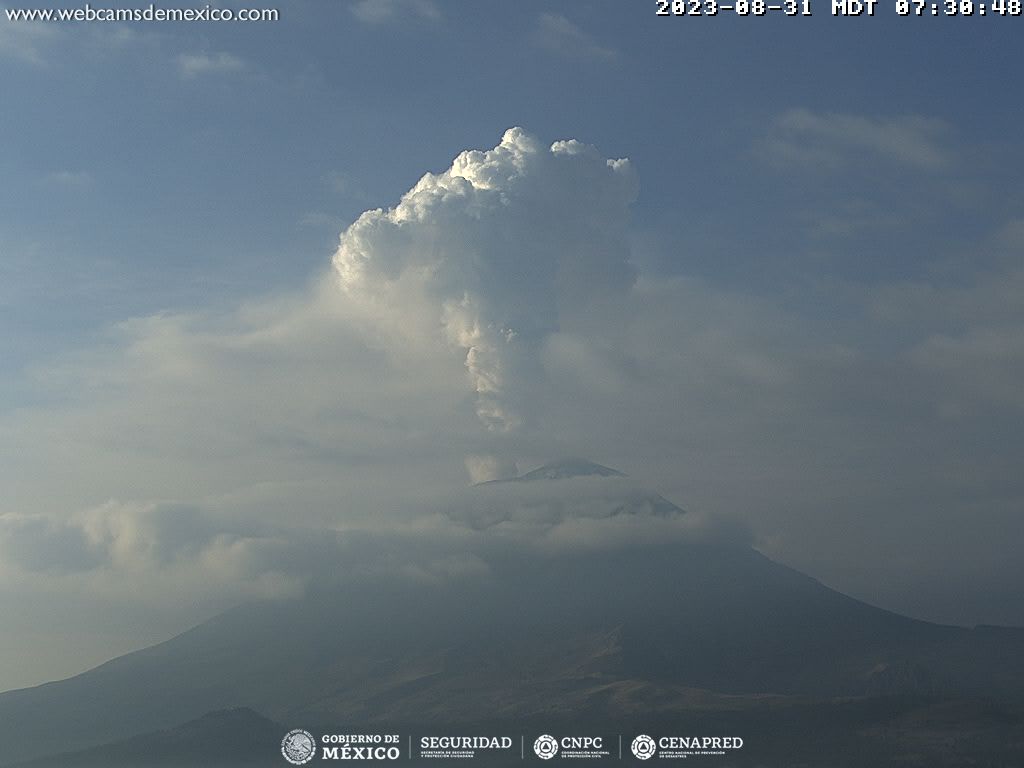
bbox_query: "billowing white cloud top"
[333,128,638,432]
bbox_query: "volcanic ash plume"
[332,127,638,432]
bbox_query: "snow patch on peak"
[517,459,625,482]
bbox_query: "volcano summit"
[1,463,1023,767]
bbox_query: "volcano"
[2,462,1023,767]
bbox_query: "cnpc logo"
[533,735,558,759]
[534,735,605,759]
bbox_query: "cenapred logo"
[534,734,559,760]
[631,734,657,760]
[282,729,317,765]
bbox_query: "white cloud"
[533,13,619,63]
[350,0,440,25]
[763,109,952,171]
[0,15,59,64]
[913,326,1024,412]
[332,127,638,433]
[464,454,519,484]
[0,470,747,621]
[324,169,370,201]
[177,51,246,78]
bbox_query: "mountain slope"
[1,462,1023,765]
[11,708,284,768]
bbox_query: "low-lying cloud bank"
[0,472,747,610]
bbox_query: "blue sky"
[1,1,1023,691]
[4,0,1019,366]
